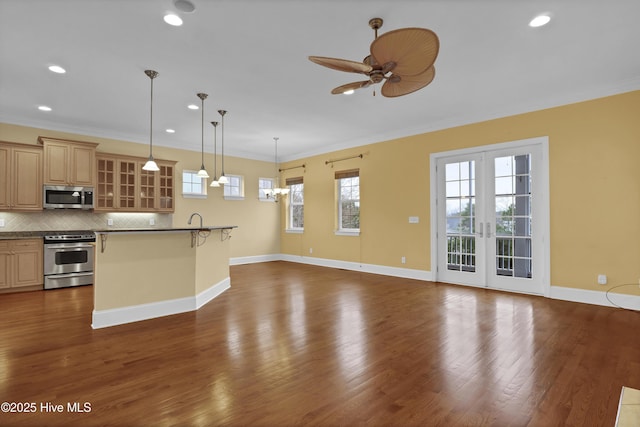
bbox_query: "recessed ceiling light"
[529,14,551,27]
[163,13,183,26]
[165,129,176,133]
[38,105,52,111]
[48,65,66,74]
[188,104,199,110]
[174,0,195,13]
[343,90,355,95]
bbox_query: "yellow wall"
[94,232,196,310]
[93,231,231,311]
[0,123,281,259]
[280,90,640,294]
[2,90,639,296]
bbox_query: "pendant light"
[209,121,220,187]
[196,93,209,178]
[217,109,228,184]
[142,70,160,171]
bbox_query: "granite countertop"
[0,231,46,240]
[93,226,237,234]
[1,227,237,240]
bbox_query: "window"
[182,170,207,198]
[223,174,244,200]
[336,169,359,234]
[258,178,275,201]
[286,177,304,231]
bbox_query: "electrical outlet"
[597,274,607,285]
[149,218,155,226]
[0,218,5,227]
[107,218,113,226]
[401,256,406,264]
[309,248,313,254]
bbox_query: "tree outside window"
[336,169,359,231]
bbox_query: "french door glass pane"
[446,161,476,272]
[494,154,532,278]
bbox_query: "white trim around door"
[430,136,551,297]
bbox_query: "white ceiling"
[1,0,639,162]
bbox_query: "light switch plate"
[409,216,419,224]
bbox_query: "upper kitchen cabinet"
[0,142,43,211]
[95,153,175,212]
[38,137,98,187]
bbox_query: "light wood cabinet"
[96,155,116,210]
[0,142,43,211]
[38,137,98,187]
[95,153,175,212]
[0,239,43,292]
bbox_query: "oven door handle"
[45,272,94,279]
[44,244,95,249]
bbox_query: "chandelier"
[264,137,289,200]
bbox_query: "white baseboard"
[92,278,230,329]
[233,253,640,311]
[550,285,640,311]
[277,254,433,281]
[230,254,281,265]
[196,278,230,309]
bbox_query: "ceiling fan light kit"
[309,17,440,97]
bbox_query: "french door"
[432,138,549,295]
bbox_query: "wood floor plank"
[1,261,639,426]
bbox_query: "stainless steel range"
[43,231,96,290]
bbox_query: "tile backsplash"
[0,211,173,232]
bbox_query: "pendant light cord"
[150,76,154,157]
[218,110,227,176]
[211,121,218,178]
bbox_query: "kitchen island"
[92,226,236,329]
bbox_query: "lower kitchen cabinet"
[0,239,43,292]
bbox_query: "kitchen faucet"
[188,212,203,228]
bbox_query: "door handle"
[477,222,483,238]
[486,222,492,238]
[45,245,94,250]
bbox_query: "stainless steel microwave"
[43,185,94,209]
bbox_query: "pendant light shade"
[196,93,209,178]
[210,121,220,187]
[217,109,229,184]
[142,70,160,172]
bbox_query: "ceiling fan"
[309,18,439,97]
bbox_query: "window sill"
[335,230,360,236]
[285,229,304,234]
[259,197,276,203]
[223,196,244,201]
[182,193,207,199]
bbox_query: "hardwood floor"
[1,261,639,426]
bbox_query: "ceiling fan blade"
[370,28,439,77]
[331,80,372,95]
[381,66,436,98]
[309,56,373,74]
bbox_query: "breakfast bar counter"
[91,226,236,329]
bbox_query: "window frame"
[223,174,245,200]
[182,169,207,199]
[258,177,276,202]
[286,177,304,232]
[335,169,360,235]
